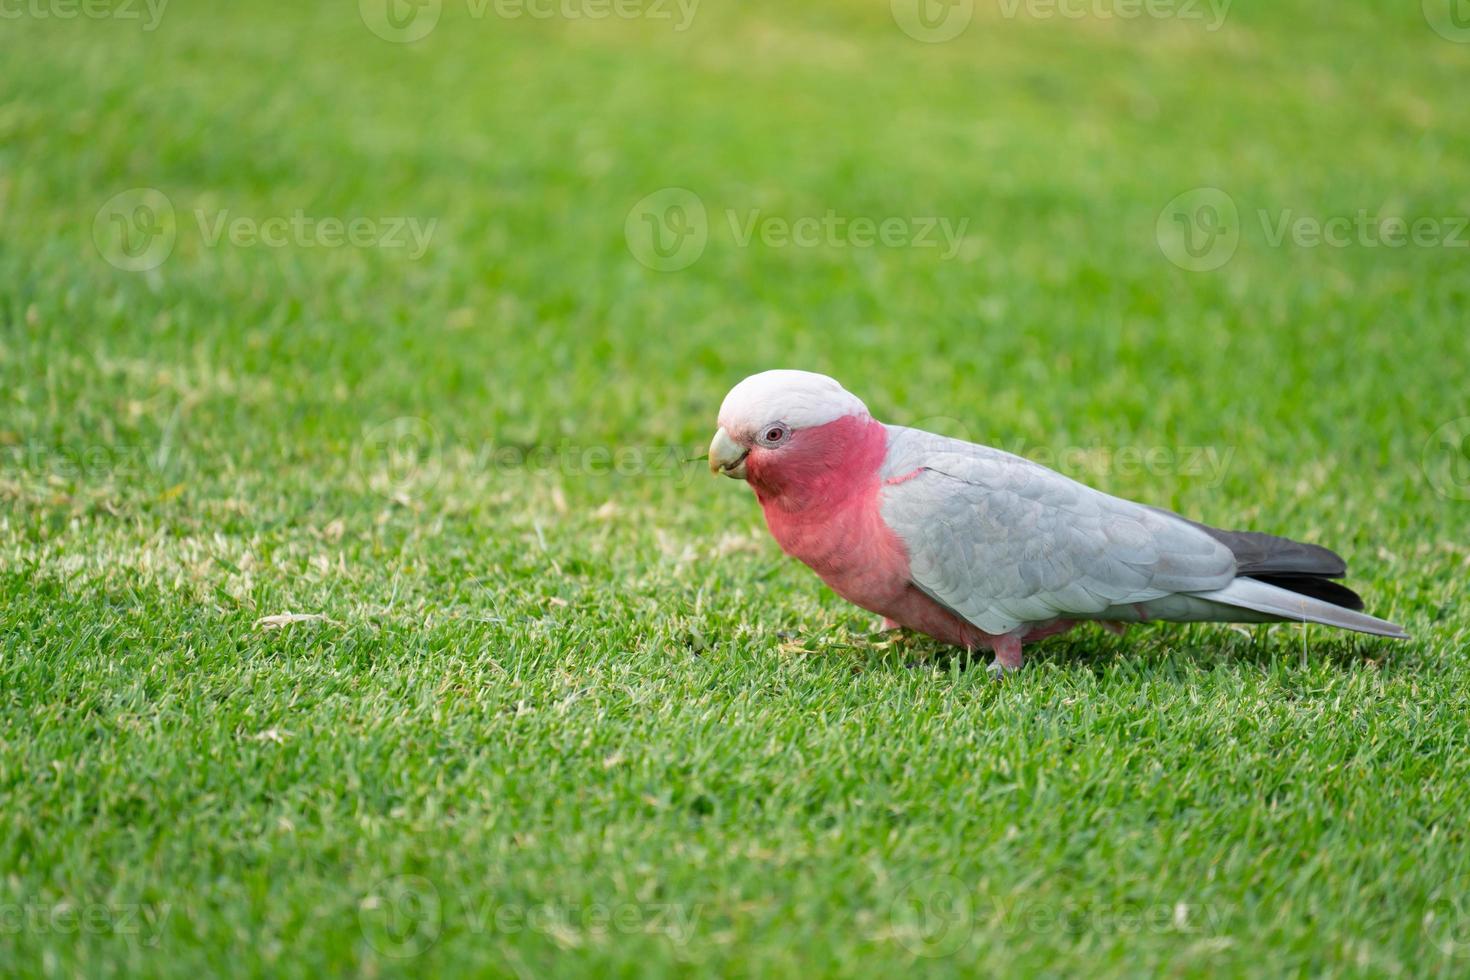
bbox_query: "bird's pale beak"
[709,427,749,480]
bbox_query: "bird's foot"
[879,617,902,632]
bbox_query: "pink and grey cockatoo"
[708,370,1408,671]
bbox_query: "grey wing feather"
[878,425,1237,635]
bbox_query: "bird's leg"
[987,632,1024,674]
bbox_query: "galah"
[708,370,1408,671]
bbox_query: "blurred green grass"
[2,0,1469,975]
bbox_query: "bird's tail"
[1191,577,1409,639]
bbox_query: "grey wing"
[878,426,1238,635]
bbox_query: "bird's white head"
[708,370,870,481]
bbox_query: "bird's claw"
[987,660,1021,680]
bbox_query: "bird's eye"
[757,423,790,448]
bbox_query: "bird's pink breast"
[762,470,910,610]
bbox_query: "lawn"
[3,0,1470,975]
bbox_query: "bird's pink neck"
[746,414,887,514]
[745,414,893,582]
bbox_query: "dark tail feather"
[1150,507,1362,611]
[1204,530,1345,578]
[1247,573,1364,611]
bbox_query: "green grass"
[3,0,1470,975]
